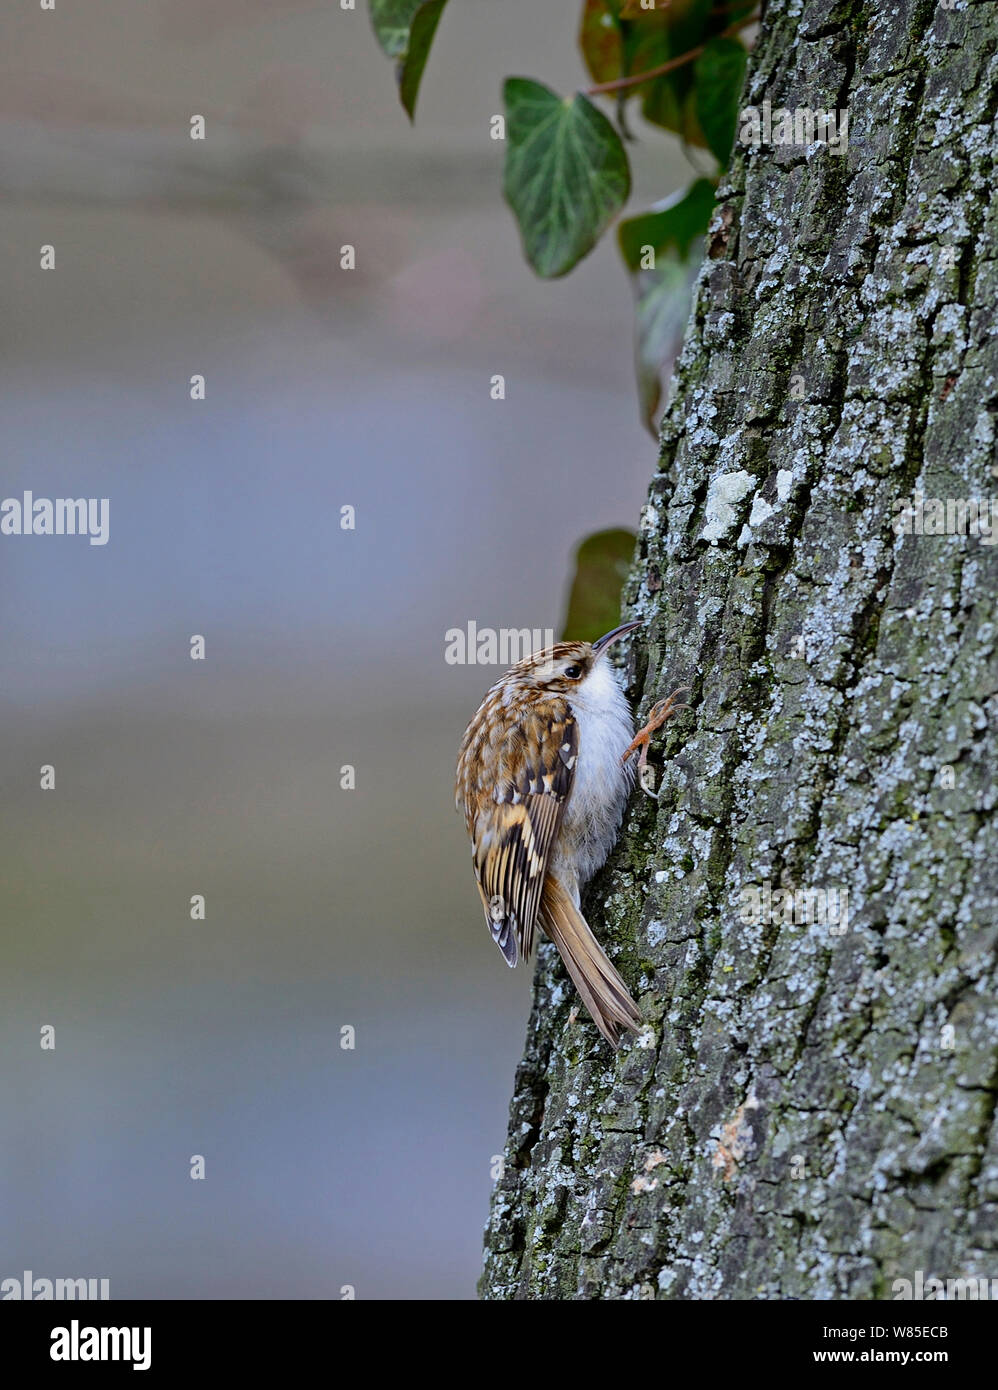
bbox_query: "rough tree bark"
[482,0,998,1300]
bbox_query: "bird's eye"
[564,664,582,679]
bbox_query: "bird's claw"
[621,686,691,797]
[638,761,660,800]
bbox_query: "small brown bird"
[455,620,684,1047]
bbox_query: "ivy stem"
[585,12,760,97]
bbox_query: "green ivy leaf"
[618,178,716,430]
[618,175,715,270]
[370,0,423,58]
[398,0,448,118]
[640,74,697,143]
[622,0,713,145]
[370,0,449,121]
[561,528,637,644]
[631,258,700,430]
[694,36,748,166]
[503,77,631,279]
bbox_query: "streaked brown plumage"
[456,621,668,1047]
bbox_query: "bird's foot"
[621,686,691,797]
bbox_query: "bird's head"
[509,620,642,694]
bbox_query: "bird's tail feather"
[539,876,641,1048]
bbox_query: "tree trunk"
[481,0,998,1300]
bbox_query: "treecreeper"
[456,620,686,1046]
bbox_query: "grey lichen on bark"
[482,0,998,1300]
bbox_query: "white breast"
[551,660,634,899]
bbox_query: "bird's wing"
[465,696,578,967]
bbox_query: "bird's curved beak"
[592,619,643,655]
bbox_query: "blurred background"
[0,0,690,1298]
